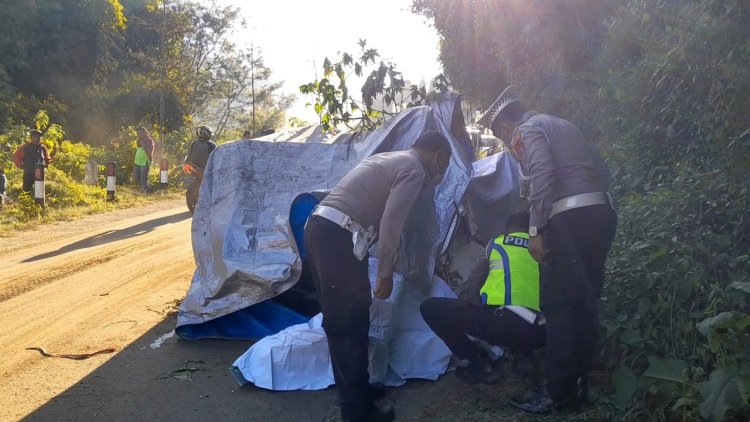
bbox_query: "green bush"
[52,140,104,182]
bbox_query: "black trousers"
[304,215,373,420]
[22,170,35,192]
[540,204,617,400]
[420,297,546,361]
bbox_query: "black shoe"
[513,357,535,379]
[510,387,582,414]
[342,403,395,422]
[577,376,589,405]
[369,383,387,400]
[455,352,505,385]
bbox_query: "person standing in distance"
[12,129,51,193]
[133,127,154,192]
[186,126,217,171]
[304,131,452,422]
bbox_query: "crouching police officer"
[477,86,617,413]
[305,131,452,422]
[420,210,546,383]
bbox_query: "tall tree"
[411,0,613,112]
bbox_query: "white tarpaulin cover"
[229,258,457,390]
[176,94,474,339]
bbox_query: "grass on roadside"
[0,166,183,235]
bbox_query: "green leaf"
[612,365,638,409]
[619,328,642,346]
[155,360,204,381]
[671,397,698,411]
[697,312,750,337]
[643,356,687,383]
[698,368,745,422]
[729,282,750,295]
[342,53,353,66]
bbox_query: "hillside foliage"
[412,0,749,420]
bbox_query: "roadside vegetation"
[0,1,292,231]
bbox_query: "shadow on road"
[22,212,192,263]
[20,317,338,422]
[18,313,517,421]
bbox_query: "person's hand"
[529,234,548,263]
[373,276,394,299]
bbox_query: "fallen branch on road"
[26,347,116,360]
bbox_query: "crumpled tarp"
[176,94,474,339]
[229,258,456,390]
[466,152,522,244]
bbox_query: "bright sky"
[220,0,443,122]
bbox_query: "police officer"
[12,129,51,192]
[420,210,545,383]
[477,86,617,413]
[305,131,452,422]
[186,126,217,170]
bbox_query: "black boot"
[577,376,589,405]
[512,357,535,379]
[510,385,583,414]
[369,383,387,400]
[455,351,504,385]
[342,402,395,422]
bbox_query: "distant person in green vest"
[12,129,51,193]
[133,126,154,192]
[420,210,545,383]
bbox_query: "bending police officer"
[305,131,452,422]
[477,86,617,413]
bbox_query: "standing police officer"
[305,131,452,422]
[477,86,617,413]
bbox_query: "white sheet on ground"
[231,258,457,390]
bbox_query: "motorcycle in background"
[182,161,203,213]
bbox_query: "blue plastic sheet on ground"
[174,299,308,340]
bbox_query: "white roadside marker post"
[34,163,45,206]
[160,158,168,190]
[106,161,116,202]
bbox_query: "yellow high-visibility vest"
[480,232,540,311]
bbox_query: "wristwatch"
[529,226,540,237]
